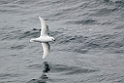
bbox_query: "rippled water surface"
[0,0,124,83]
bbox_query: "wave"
[51,64,97,75]
[54,32,124,54]
[26,62,97,83]
[2,28,123,53]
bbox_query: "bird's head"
[50,37,55,41]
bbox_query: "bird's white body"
[30,17,55,59]
[30,36,54,43]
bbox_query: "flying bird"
[30,17,55,59]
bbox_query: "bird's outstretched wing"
[41,42,50,59]
[39,16,49,36]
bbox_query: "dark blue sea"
[0,0,124,83]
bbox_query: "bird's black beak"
[53,39,55,42]
[52,38,55,42]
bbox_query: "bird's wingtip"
[42,56,45,59]
[39,16,44,21]
[42,54,48,59]
[39,16,41,19]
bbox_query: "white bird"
[30,17,55,59]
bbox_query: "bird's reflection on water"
[40,61,50,79]
[27,61,50,83]
[43,61,50,73]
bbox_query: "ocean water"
[0,0,124,83]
